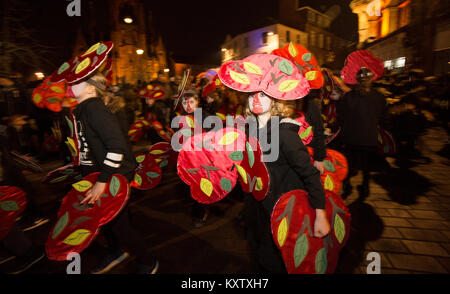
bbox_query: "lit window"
[395,57,406,68]
[296,34,300,44]
[384,60,393,70]
[286,30,291,42]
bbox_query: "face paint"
[71,81,88,99]
[182,97,198,114]
[249,92,271,115]
[66,85,75,98]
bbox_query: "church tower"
[109,0,168,84]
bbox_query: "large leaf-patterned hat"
[50,41,114,84]
[341,50,384,85]
[218,54,310,100]
[271,42,324,90]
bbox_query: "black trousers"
[344,145,377,188]
[101,205,156,266]
[243,193,286,274]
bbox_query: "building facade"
[350,0,450,74]
[73,0,169,85]
[221,24,308,63]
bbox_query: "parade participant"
[338,50,387,199]
[218,53,330,273]
[0,125,45,274]
[271,43,327,174]
[176,88,213,228]
[50,41,158,274]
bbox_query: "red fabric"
[271,43,324,89]
[128,120,147,142]
[32,77,71,112]
[46,173,129,261]
[236,137,269,201]
[218,54,310,100]
[341,50,384,85]
[138,84,166,100]
[377,127,397,156]
[177,127,246,204]
[148,142,178,168]
[202,74,223,98]
[42,164,82,185]
[50,41,114,84]
[322,102,337,128]
[295,113,314,146]
[64,113,80,165]
[0,186,27,241]
[307,148,348,194]
[270,189,351,274]
[131,153,162,190]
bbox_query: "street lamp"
[164,68,170,73]
[123,17,133,24]
[136,49,144,55]
[221,48,227,52]
[35,72,44,80]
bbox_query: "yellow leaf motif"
[200,178,213,197]
[62,229,91,246]
[218,131,239,146]
[50,86,64,93]
[229,70,250,85]
[288,42,297,57]
[277,217,288,247]
[235,165,247,184]
[278,80,300,93]
[82,43,100,56]
[216,112,226,121]
[255,177,263,191]
[185,116,195,128]
[215,78,221,86]
[136,155,146,163]
[33,93,42,104]
[75,58,91,74]
[154,92,162,98]
[324,175,334,191]
[243,62,262,75]
[334,214,346,244]
[128,129,137,135]
[305,71,318,81]
[72,180,93,192]
[150,150,165,155]
[147,85,154,90]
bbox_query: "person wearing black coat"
[300,93,327,173]
[243,92,329,273]
[336,68,389,199]
[68,72,158,274]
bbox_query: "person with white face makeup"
[243,91,330,274]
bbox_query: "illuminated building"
[350,0,450,73]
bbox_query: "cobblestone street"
[1,126,449,274]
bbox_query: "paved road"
[1,126,449,274]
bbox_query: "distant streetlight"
[35,72,44,80]
[268,32,274,36]
[221,48,227,52]
[164,68,170,73]
[123,17,133,24]
[136,49,144,55]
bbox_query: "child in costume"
[49,42,158,274]
[218,53,331,273]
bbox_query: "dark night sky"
[14,0,357,74]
